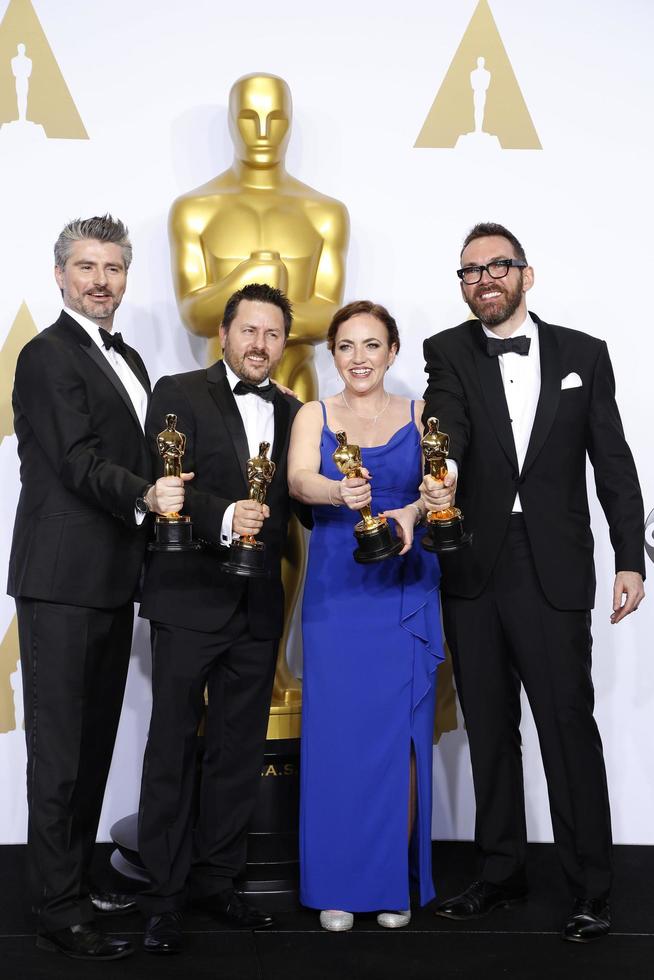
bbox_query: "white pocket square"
[561,372,582,390]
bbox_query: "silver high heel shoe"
[377,909,411,928]
[319,910,354,931]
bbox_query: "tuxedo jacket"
[8,311,152,609]
[423,312,645,609]
[139,360,304,638]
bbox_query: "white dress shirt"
[220,361,276,544]
[481,313,540,512]
[64,307,149,522]
[64,307,148,432]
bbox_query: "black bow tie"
[98,328,127,356]
[485,335,531,357]
[233,379,276,402]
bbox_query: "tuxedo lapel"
[207,360,250,487]
[122,347,151,397]
[522,317,561,475]
[471,322,519,472]
[57,313,145,435]
[81,343,145,433]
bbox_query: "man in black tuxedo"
[422,223,645,942]
[137,283,304,954]
[8,215,186,960]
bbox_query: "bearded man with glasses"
[420,222,645,943]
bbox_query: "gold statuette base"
[352,515,403,564]
[422,508,472,554]
[220,536,269,578]
[148,515,202,552]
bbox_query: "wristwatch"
[135,484,153,515]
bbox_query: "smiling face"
[220,299,286,383]
[54,238,127,328]
[459,234,533,329]
[332,314,397,395]
[228,74,292,168]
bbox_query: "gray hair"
[54,214,133,270]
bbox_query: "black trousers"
[15,597,133,930]
[442,515,612,900]
[137,600,277,913]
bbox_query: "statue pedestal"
[455,130,501,150]
[110,735,301,896]
[0,119,46,143]
[240,736,300,895]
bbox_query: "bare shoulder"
[388,394,424,431]
[297,399,324,416]
[388,393,420,411]
[293,400,324,428]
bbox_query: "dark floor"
[1,842,652,979]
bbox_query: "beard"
[223,341,272,383]
[72,291,121,323]
[466,275,523,327]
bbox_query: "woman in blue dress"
[288,301,454,931]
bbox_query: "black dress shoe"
[143,911,183,954]
[435,880,527,920]
[90,890,137,916]
[36,923,133,960]
[562,898,610,943]
[196,891,274,929]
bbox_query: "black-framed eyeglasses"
[456,259,527,285]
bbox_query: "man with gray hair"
[8,214,188,960]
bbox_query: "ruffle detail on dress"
[399,531,444,719]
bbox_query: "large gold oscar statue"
[169,73,349,738]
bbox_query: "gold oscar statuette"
[149,414,201,552]
[169,72,350,732]
[332,431,403,563]
[421,417,472,553]
[221,441,276,578]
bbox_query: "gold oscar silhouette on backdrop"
[414,0,540,150]
[1,302,38,441]
[169,73,349,737]
[0,0,88,139]
[0,618,20,734]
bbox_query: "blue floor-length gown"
[300,402,444,912]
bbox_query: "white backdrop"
[0,0,652,846]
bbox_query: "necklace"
[340,390,391,424]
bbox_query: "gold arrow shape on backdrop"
[415,0,541,150]
[0,301,38,441]
[0,616,20,734]
[434,645,459,743]
[0,0,88,138]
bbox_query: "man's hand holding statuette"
[233,499,270,537]
[419,472,457,512]
[146,473,194,515]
